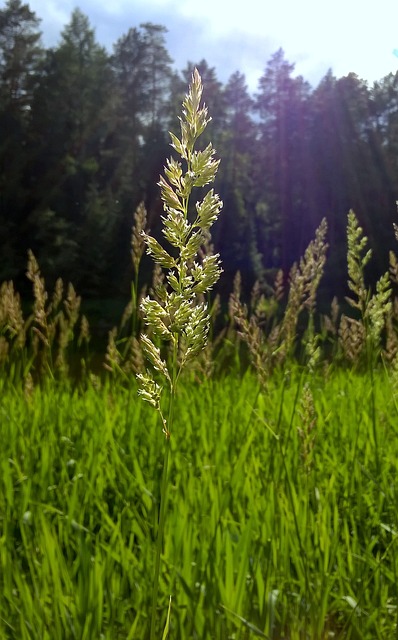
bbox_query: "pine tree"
[27,9,117,290]
[255,49,312,273]
[0,0,43,112]
[0,0,44,280]
[215,71,261,284]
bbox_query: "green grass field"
[1,365,398,639]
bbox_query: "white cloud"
[27,0,398,88]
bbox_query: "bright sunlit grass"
[1,367,398,638]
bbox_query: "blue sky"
[26,0,398,91]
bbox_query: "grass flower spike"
[137,69,223,639]
[138,69,222,423]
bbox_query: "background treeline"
[1,0,398,304]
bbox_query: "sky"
[26,0,398,92]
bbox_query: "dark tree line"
[1,0,398,302]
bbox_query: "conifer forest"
[1,1,397,303]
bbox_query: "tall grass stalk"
[131,201,148,340]
[345,211,392,475]
[137,69,223,638]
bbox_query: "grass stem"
[150,433,171,640]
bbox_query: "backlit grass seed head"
[140,334,171,383]
[64,283,81,330]
[389,250,398,286]
[137,372,162,409]
[168,296,193,332]
[339,315,365,363]
[162,209,191,247]
[140,298,172,339]
[50,278,63,314]
[127,336,145,375]
[26,250,48,332]
[181,303,209,362]
[138,69,223,419]
[78,314,90,346]
[0,281,25,347]
[142,232,176,270]
[280,218,328,354]
[131,201,148,276]
[367,271,392,348]
[346,211,372,314]
[104,327,120,373]
[151,263,165,299]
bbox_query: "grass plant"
[137,68,223,639]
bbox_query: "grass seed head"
[138,70,223,427]
[131,201,148,277]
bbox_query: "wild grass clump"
[0,251,89,385]
[338,211,392,366]
[230,217,328,385]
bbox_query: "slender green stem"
[143,70,221,638]
[369,342,380,475]
[150,433,171,640]
[131,270,139,339]
[149,339,178,640]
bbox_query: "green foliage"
[0,0,43,111]
[1,369,398,638]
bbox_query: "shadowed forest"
[1,1,398,309]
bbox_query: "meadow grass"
[131,68,224,638]
[1,365,398,638]
[2,71,398,640]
